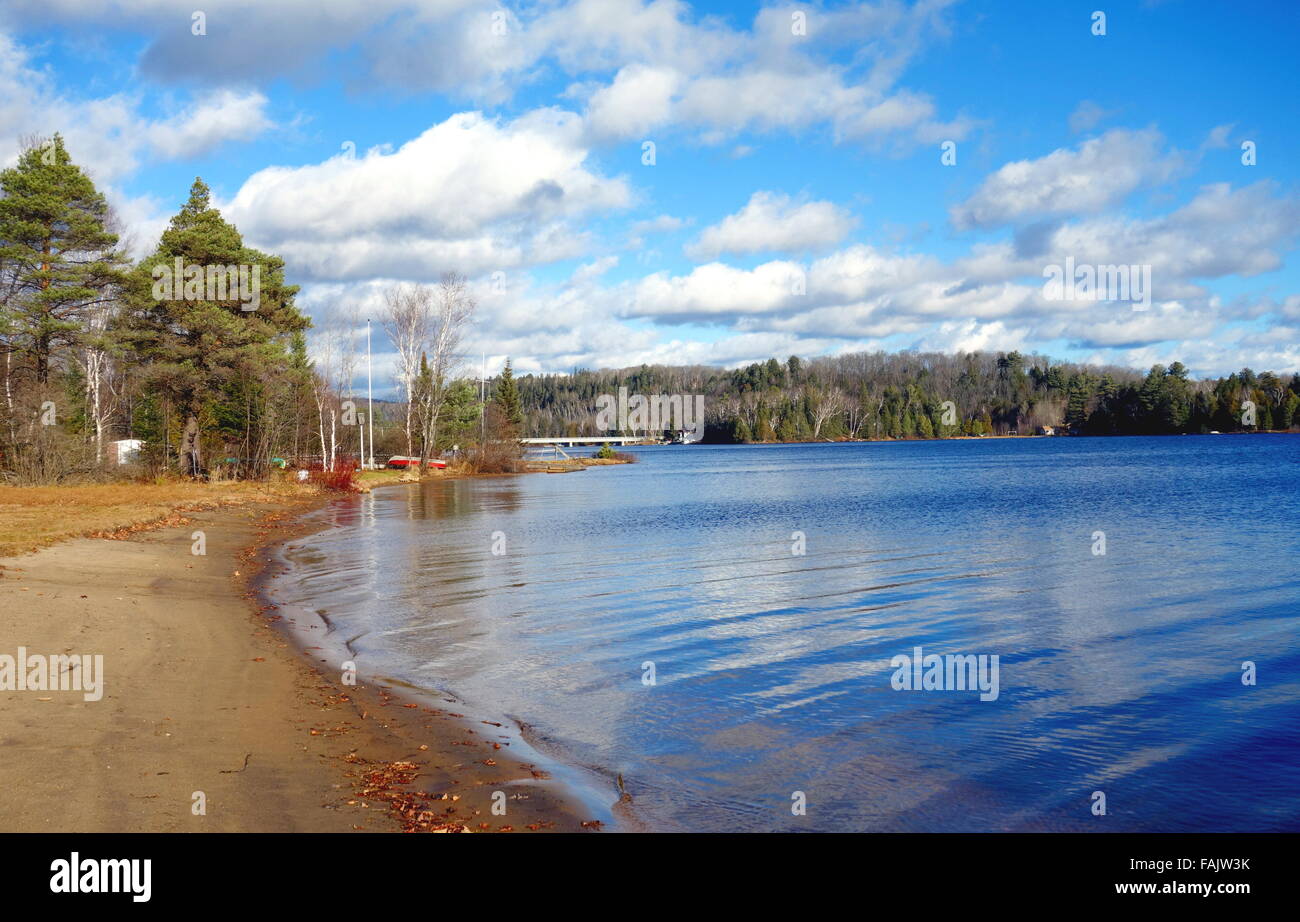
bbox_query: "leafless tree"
[809,386,845,440]
[416,273,476,461]
[311,330,339,470]
[381,283,432,455]
[77,300,119,465]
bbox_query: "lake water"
[267,436,1300,831]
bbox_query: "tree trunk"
[403,384,414,456]
[180,411,202,477]
[328,409,337,472]
[316,402,327,470]
[4,349,14,447]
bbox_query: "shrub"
[307,458,360,492]
[465,442,524,474]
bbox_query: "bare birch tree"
[809,386,845,440]
[311,330,337,470]
[416,273,475,461]
[381,284,431,455]
[333,312,360,466]
[79,301,118,465]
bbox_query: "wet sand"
[0,497,599,833]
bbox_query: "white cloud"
[951,129,1184,230]
[915,319,1029,354]
[686,191,856,260]
[223,109,631,281]
[0,31,275,180]
[1048,181,1300,286]
[630,214,687,235]
[611,172,1300,359]
[146,89,274,160]
[1202,123,1234,150]
[5,8,1295,378]
[9,1,970,150]
[572,255,619,283]
[630,260,806,320]
[584,64,680,140]
[1067,100,1111,134]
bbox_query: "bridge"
[520,436,649,447]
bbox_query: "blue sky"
[3,0,1298,391]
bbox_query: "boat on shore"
[385,455,447,470]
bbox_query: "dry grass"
[0,480,319,559]
[355,469,421,489]
[355,464,472,487]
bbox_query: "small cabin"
[111,438,144,465]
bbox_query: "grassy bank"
[0,455,633,559]
[0,480,321,558]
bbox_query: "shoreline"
[0,488,604,833]
[253,486,623,831]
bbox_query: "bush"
[465,442,524,474]
[307,458,360,492]
[465,404,524,473]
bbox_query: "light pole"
[366,318,375,469]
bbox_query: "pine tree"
[0,135,127,385]
[1065,384,1089,429]
[120,178,308,476]
[440,378,481,450]
[494,358,523,431]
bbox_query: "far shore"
[0,484,602,833]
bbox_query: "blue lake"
[269,436,1300,831]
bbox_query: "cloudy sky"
[3,0,1298,389]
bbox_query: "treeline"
[0,135,488,484]
[509,352,1300,441]
[7,136,1293,486]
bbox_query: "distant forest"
[507,351,1300,442]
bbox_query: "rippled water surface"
[269,437,1300,831]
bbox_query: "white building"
[111,439,144,465]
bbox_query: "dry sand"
[0,499,600,833]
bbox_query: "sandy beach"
[0,494,598,833]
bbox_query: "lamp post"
[366,318,375,469]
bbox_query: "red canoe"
[386,456,447,469]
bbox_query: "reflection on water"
[268,436,1300,831]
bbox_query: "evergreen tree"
[439,378,481,450]
[493,358,523,430]
[1065,384,1090,429]
[0,135,127,385]
[120,178,307,475]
